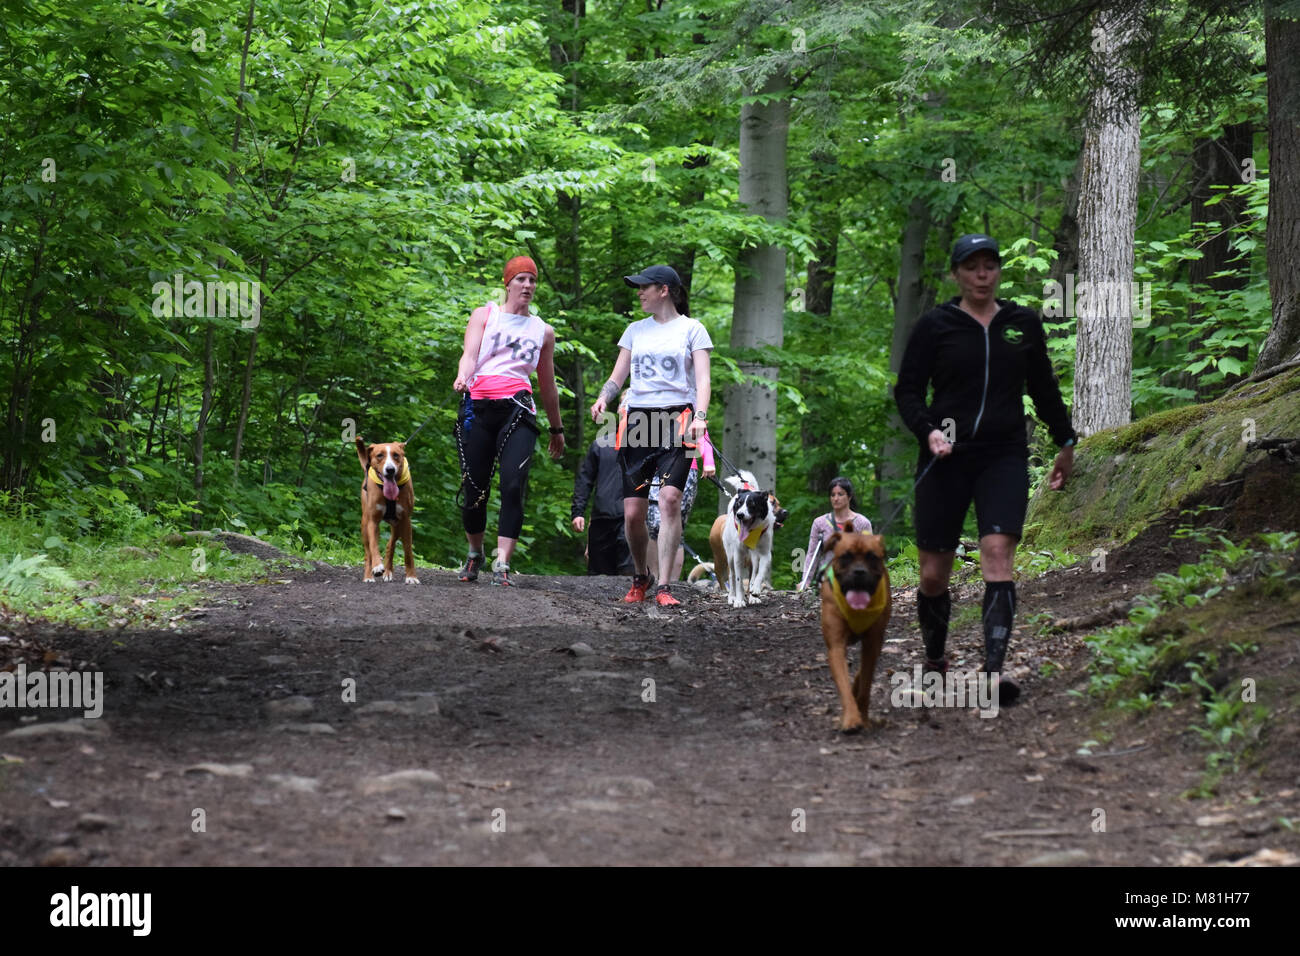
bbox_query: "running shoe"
[458,552,485,582]
[623,574,650,603]
[491,557,511,587]
[923,656,949,676]
[992,673,1020,706]
[654,587,681,607]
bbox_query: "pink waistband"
[470,374,532,400]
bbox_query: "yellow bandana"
[737,521,764,549]
[826,566,889,634]
[368,461,411,487]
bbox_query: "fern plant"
[0,553,76,595]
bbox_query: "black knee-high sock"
[917,589,951,662]
[982,581,1017,672]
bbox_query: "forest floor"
[3,506,1299,868]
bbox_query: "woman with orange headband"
[453,256,564,586]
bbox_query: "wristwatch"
[549,426,564,435]
[1061,437,1076,448]
[693,410,707,421]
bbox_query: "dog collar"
[736,520,764,549]
[368,462,411,487]
[825,566,888,635]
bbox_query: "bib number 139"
[634,354,679,379]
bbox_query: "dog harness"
[614,406,697,452]
[825,565,889,635]
[453,390,538,510]
[368,461,411,522]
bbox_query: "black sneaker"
[923,656,949,676]
[990,672,1021,707]
[458,552,485,582]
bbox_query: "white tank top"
[473,302,547,382]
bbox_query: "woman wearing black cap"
[590,265,712,607]
[894,235,1077,705]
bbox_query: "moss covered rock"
[1024,366,1300,553]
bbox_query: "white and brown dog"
[714,471,787,608]
[355,437,419,584]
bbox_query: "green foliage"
[1073,528,1293,788]
[0,0,1279,599]
[0,484,278,626]
[0,553,76,596]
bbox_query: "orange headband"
[503,256,537,286]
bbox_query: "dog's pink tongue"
[382,478,400,501]
[845,590,872,611]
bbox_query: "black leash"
[872,441,957,534]
[681,541,719,585]
[453,391,535,511]
[405,406,441,446]
[710,444,751,486]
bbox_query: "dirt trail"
[2,541,1297,867]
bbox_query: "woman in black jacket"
[894,234,1077,705]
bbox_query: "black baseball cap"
[624,265,682,288]
[950,234,1001,268]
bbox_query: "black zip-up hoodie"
[571,438,625,520]
[894,299,1076,450]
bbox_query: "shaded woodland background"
[3,0,1297,579]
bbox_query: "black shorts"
[913,444,1029,552]
[618,406,695,499]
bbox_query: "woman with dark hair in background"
[801,476,874,585]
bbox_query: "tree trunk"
[547,0,586,452]
[1187,121,1253,394]
[1073,4,1143,436]
[725,70,789,494]
[1048,148,1083,298]
[800,150,840,497]
[202,0,257,507]
[1256,5,1300,372]
[555,189,583,452]
[231,257,268,483]
[192,324,216,528]
[877,194,934,532]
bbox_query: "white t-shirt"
[618,315,713,408]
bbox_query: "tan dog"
[355,437,418,584]
[819,522,891,733]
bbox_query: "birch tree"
[1073,3,1144,435]
[727,70,790,492]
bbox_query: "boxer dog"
[819,521,890,732]
[355,437,419,584]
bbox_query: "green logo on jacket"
[1002,326,1025,345]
